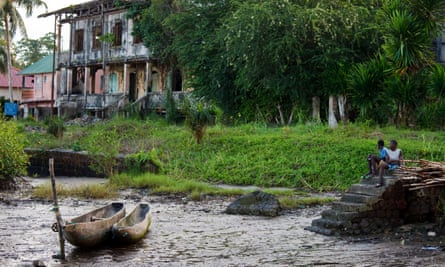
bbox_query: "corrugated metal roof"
[0,67,33,88]
[19,54,55,75]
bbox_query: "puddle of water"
[1,198,445,266]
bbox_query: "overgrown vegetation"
[128,0,445,128]
[109,172,246,196]
[46,117,65,138]
[19,117,445,191]
[32,183,119,199]
[0,118,29,180]
[183,96,221,144]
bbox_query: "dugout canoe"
[112,203,152,244]
[63,202,125,247]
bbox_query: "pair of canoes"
[62,202,152,247]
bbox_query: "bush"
[183,96,222,144]
[125,149,163,174]
[0,119,29,179]
[84,127,121,177]
[46,117,65,138]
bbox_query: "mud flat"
[1,194,445,266]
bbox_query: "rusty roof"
[38,0,149,19]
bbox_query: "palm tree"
[379,0,445,125]
[0,0,47,102]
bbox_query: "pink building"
[0,67,33,102]
[19,54,59,118]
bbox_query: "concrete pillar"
[145,61,151,93]
[23,105,29,119]
[123,63,129,95]
[84,67,90,97]
[67,69,73,96]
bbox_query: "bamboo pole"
[50,158,65,260]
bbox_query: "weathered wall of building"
[71,12,149,64]
[0,88,22,101]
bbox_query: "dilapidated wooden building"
[40,0,183,117]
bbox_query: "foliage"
[20,118,445,191]
[109,172,244,196]
[45,117,65,138]
[109,172,294,198]
[125,148,163,174]
[128,0,445,128]
[0,119,29,179]
[83,125,121,177]
[165,89,177,123]
[348,56,390,123]
[183,96,221,144]
[14,32,54,67]
[97,33,115,44]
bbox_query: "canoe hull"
[113,203,152,244]
[63,202,125,247]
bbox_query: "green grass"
[32,183,119,199]
[19,117,445,191]
[279,196,336,209]
[109,172,294,197]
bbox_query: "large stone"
[225,190,281,217]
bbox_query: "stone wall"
[307,176,444,236]
[25,148,159,177]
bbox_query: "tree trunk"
[277,105,285,126]
[337,95,348,125]
[328,95,338,129]
[4,15,13,102]
[312,96,321,122]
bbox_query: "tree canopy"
[131,0,445,128]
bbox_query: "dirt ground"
[1,178,445,266]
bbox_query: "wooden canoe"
[63,202,125,247]
[112,203,152,244]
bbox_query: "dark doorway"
[172,69,182,91]
[129,72,137,102]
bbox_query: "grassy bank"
[31,173,332,208]
[21,118,445,191]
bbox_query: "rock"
[225,190,281,217]
[32,260,46,267]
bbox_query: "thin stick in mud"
[50,158,65,260]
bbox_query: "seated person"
[376,140,403,188]
[362,139,387,179]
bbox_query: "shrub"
[0,119,29,179]
[183,96,222,144]
[84,128,121,177]
[125,149,163,174]
[46,117,65,138]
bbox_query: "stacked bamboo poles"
[394,160,445,191]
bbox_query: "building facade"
[0,67,33,102]
[41,0,183,118]
[19,54,57,118]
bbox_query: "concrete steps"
[306,176,403,235]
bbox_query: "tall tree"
[0,0,47,102]
[14,32,54,67]
[379,0,445,126]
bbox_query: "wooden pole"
[50,158,65,260]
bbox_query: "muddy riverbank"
[1,184,445,266]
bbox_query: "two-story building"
[19,54,57,119]
[40,0,183,118]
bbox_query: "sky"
[18,0,86,48]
